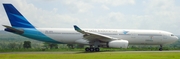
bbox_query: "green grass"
[0,52,180,59]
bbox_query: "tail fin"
[3,3,35,28]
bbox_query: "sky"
[0,0,180,34]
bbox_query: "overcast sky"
[0,0,180,34]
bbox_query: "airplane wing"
[74,25,118,42]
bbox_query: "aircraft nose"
[174,36,179,41]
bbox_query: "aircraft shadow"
[75,50,119,54]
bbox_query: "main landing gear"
[85,41,100,52]
[85,47,100,52]
[159,45,163,51]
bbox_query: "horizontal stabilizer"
[3,25,24,34]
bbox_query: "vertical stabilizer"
[3,3,35,28]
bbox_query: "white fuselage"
[34,28,178,45]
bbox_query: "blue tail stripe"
[22,28,63,43]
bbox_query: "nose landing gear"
[159,45,163,51]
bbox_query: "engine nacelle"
[108,40,129,48]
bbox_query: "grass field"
[0,51,180,59]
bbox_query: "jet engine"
[108,40,129,48]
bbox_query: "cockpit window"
[171,34,174,36]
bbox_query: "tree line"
[0,40,180,51]
[0,35,180,51]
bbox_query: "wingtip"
[73,25,77,29]
[73,25,77,27]
[73,25,81,31]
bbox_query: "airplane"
[1,3,178,52]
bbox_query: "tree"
[8,43,16,49]
[23,41,31,49]
[67,44,74,49]
[43,42,58,49]
[49,43,58,49]
[76,44,84,48]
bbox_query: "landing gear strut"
[159,45,163,51]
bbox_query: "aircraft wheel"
[85,47,90,52]
[95,48,100,52]
[159,48,163,51]
[89,48,95,52]
[159,45,163,51]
